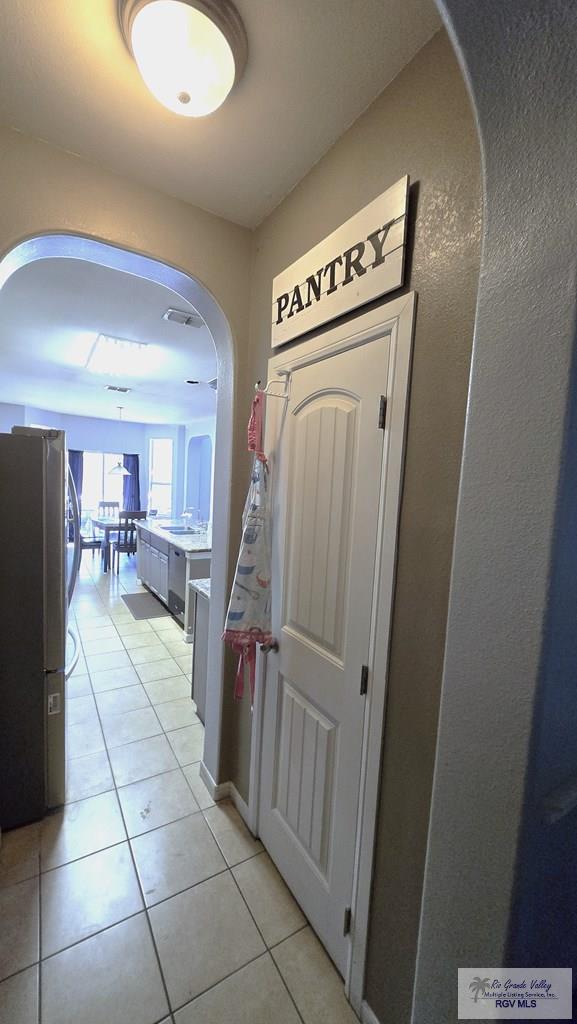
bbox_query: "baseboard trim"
[199,761,228,801]
[199,763,256,834]
[361,1001,382,1024]
[228,782,251,828]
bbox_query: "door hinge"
[378,395,387,430]
[343,906,352,936]
[360,664,369,696]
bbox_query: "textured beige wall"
[0,127,252,345]
[240,29,481,1022]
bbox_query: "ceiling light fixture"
[109,460,131,476]
[87,334,147,376]
[118,0,248,118]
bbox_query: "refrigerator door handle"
[64,625,80,680]
[67,465,82,607]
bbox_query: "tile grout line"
[162,921,310,1021]
[35,864,245,963]
[76,569,192,1021]
[0,960,41,991]
[37,811,264,880]
[169,948,273,1017]
[61,563,274,1019]
[60,757,203,830]
[76,618,188,763]
[227,867,308,1024]
[111,717,179,1022]
[133,865,230,912]
[70,576,303,1021]
[38,909,145,965]
[268,921,310,952]
[37,846,43,1024]
[76,569,175,1021]
[76,610,119,802]
[87,568,268,1017]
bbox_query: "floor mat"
[121,592,171,620]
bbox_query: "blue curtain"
[123,454,141,511]
[68,450,83,540]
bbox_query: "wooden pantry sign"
[271,175,409,348]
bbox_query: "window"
[148,437,173,515]
[81,452,124,524]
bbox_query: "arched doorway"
[0,231,234,786]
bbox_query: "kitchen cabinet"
[136,522,211,638]
[137,530,169,604]
[149,545,160,595]
[159,551,169,604]
[138,536,150,584]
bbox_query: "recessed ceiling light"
[118,0,248,118]
[163,307,204,328]
[105,385,132,393]
[87,334,147,376]
[186,379,200,384]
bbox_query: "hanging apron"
[223,391,272,701]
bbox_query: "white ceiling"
[0,0,440,227]
[0,257,218,424]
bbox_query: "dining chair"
[80,531,102,558]
[68,503,101,558]
[98,500,120,517]
[111,511,146,572]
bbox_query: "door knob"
[260,639,279,653]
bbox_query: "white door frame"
[248,291,416,1015]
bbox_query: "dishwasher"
[168,546,187,623]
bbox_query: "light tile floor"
[0,554,358,1024]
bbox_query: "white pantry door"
[259,332,389,976]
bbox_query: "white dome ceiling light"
[118,0,248,117]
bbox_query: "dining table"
[90,516,121,573]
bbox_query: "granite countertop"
[137,518,212,554]
[189,578,211,600]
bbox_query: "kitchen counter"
[136,522,211,642]
[189,577,211,600]
[137,518,211,555]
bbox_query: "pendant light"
[109,407,132,476]
[118,0,248,117]
[109,461,130,476]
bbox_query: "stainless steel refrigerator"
[0,426,81,829]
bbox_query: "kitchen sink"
[165,527,196,534]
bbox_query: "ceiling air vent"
[163,307,204,328]
[105,385,132,393]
